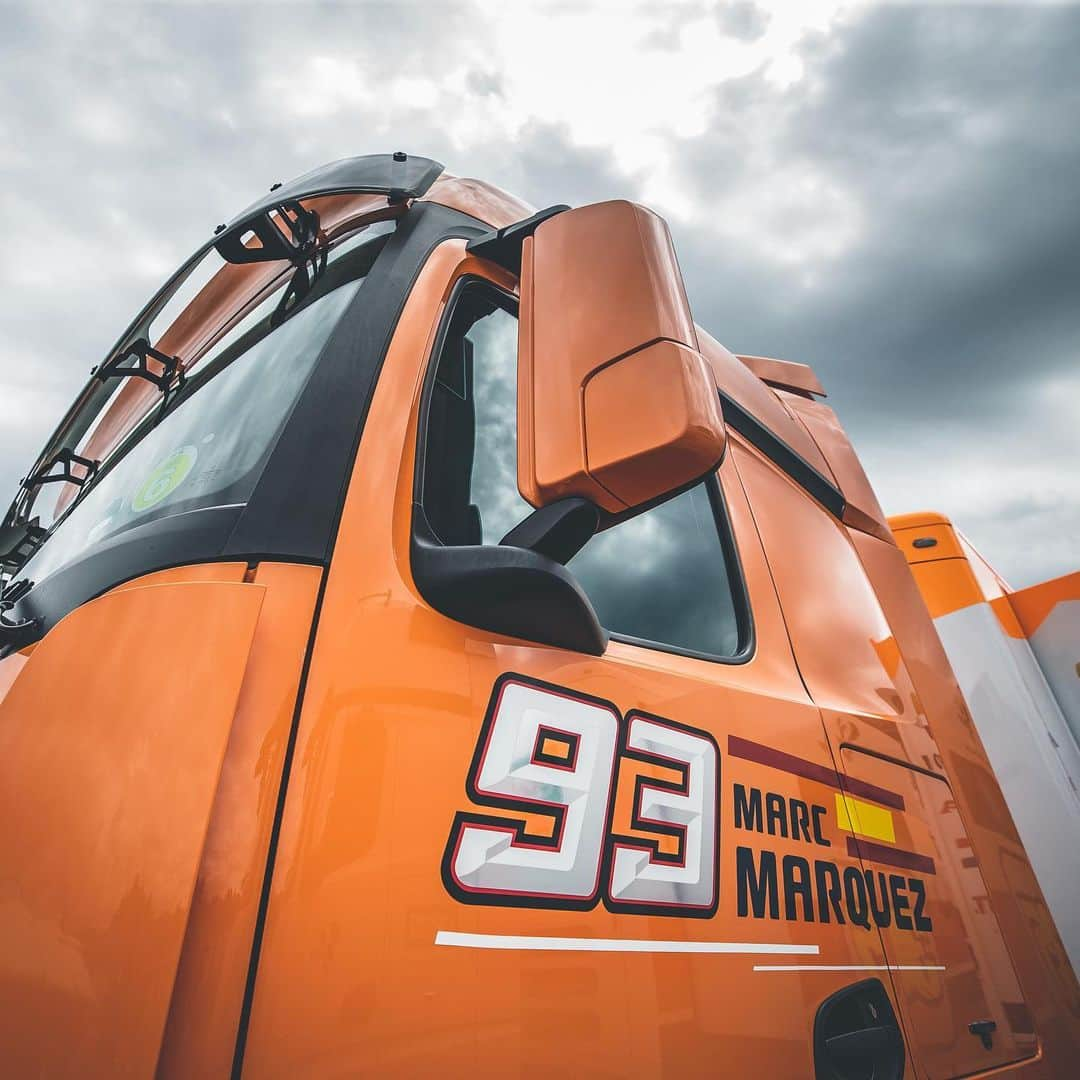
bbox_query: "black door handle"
[814,979,904,1079]
[826,1025,892,1060]
[969,1019,997,1050]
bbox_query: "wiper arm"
[0,577,40,654]
[6,342,184,566]
[0,517,47,578]
[1,448,102,579]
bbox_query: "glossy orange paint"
[109,560,249,591]
[4,182,1076,1079]
[726,433,1080,1073]
[228,233,1079,1076]
[0,577,264,1077]
[238,247,904,1078]
[852,524,1080,1069]
[1010,572,1080,637]
[421,173,536,229]
[697,327,838,484]
[892,514,1028,637]
[891,520,967,565]
[907,516,1075,648]
[518,201,722,513]
[736,353,827,398]
[580,339,726,510]
[907,557,987,619]
[841,748,1036,1078]
[157,560,322,1079]
[778,390,892,543]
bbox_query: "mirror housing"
[411,510,607,656]
[517,200,726,514]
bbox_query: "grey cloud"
[716,1,769,42]
[638,2,710,50]
[0,1,1075,587]
[480,122,643,210]
[465,69,505,98]
[0,1,483,495]
[667,4,1079,584]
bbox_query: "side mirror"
[411,508,607,656]
[517,200,726,514]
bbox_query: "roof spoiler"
[214,152,444,264]
[737,354,826,399]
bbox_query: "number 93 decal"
[441,673,720,917]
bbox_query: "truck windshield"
[18,219,394,589]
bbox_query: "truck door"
[738,444,1040,1078]
[238,234,907,1077]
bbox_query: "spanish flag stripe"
[835,792,896,844]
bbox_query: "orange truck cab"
[0,153,1077,1079]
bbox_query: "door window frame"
[411,272,755,665]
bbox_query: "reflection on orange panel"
[157,561,321,1079]
[840,748,1037,1079]
[0,579,264,1078]
[908,559,984,621]
[109,561,248,592]
[1011,572,1080,637]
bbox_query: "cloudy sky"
[0,1,1076,586]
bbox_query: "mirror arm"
[499,497,599,565]
[466,205,570,273]
[411,508,607,656]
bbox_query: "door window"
[419,280,749,660]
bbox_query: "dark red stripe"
[847,836,936,876]
[842,776,906,811]
[727,735,906,811]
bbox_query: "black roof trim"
[3,154,446,537]
[222,153,444,232]
[466,205,570,273]
[720,392,846,519]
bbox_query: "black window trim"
[411,274,756,666]
[413,274,519,514]
[718,392,845,519]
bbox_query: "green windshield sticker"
[132,445,198,512]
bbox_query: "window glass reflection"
[422,281,745,659]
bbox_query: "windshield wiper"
[1,448,102,578]
[0,577,39,654]
[0,517,47,578]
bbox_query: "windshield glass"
[11,194,399,535]
[18,217,394,588]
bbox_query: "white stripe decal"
[434,931,819,954]
[754,964,946,972]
